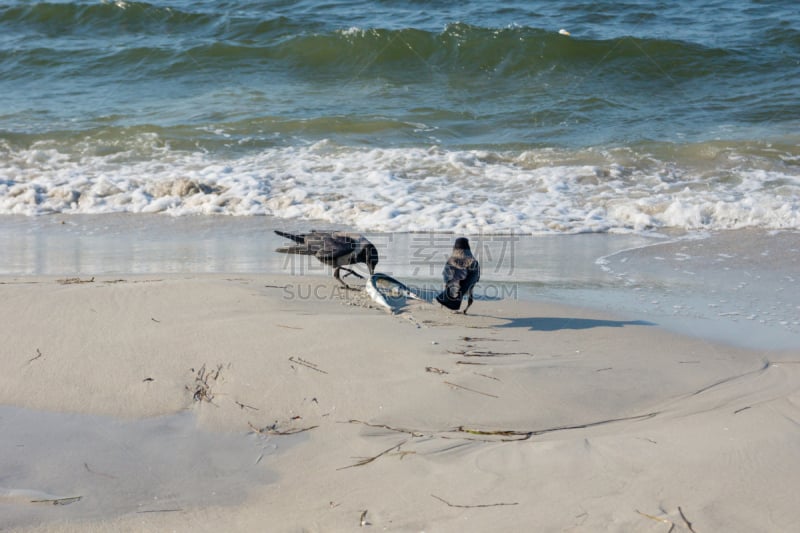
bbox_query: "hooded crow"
[275,230,379,288]
[436,237,480,314]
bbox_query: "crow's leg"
[340,267,365,279]
[462,289,475,315]
[333,267,348,287]
[334,267,361,290]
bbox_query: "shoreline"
[2,273,799,531]
[2,214,798,350]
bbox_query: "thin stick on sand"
[26,348,43,365]
[447,349,530,357]
[337,439,408,470]
[346,419,426,437]
[57,277,95,284]
[457,411,658,440]
[431,494,518,508]
[288,356,328,374]
[248,421,319,436]
[30,496,82,506]
[443,381,499,399]
[460,336,515,342]
[678,506,698,533]
[235,400,260,411]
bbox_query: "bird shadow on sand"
[493,316,656,332]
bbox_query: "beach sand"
[2,273,799,532]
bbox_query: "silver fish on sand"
[275,230,379,288]
[366,273,424,314]
[436,237,480,314]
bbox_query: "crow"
[274,230,379,288]
[436,237,480,314]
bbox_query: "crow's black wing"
[461,258,480,293]
[315,233,358,261]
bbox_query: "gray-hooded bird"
[436,237,480,314]
[275,230,379,288]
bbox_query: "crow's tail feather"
[275,245,313,255]
[274,230,304,244]
[436,289,462,311]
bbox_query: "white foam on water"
[1,138,798,234]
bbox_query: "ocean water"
[1,0,799,234]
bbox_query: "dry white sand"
[1,274,799,532]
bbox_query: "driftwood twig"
[444,381,498,399]
[338,440,408,470]
[447,349,530,357]
[457,411,658,441]
[248,421,318,436]
[679,506,697,533]
[347,419,426,437]
[289,356,328,374]
[236,401,260,411]
[432,494,518,508]
[31,496,82,506]
[26,348,44,365]
[57,277,94,285]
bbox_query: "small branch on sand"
[337,440,408,470]
[84,462,117,479]
[455,360,487,366]
[636,509,675,531]
[457,411,658,440]
[26,348,44,365]
[136,508,183,514]
[388,450,416,460]
[431,494,518,509]
[460,336,514,342]
[276,324,303,330]
[679,506,697,533]
[444,381,498,399]
[57,277,94,285]
[248,421,318,436]
[734,406,751,414]
[236,401,260,411]
[474,372,500,381]
[636,506,697,532]
[456,427,533,441]
[447,349,530,357]
[288,356,328,374]
[346,419,426,437]
[31,496,82,506]
[343,411,660,445]
[426,366,449,375]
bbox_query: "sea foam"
[1,138,798,234]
